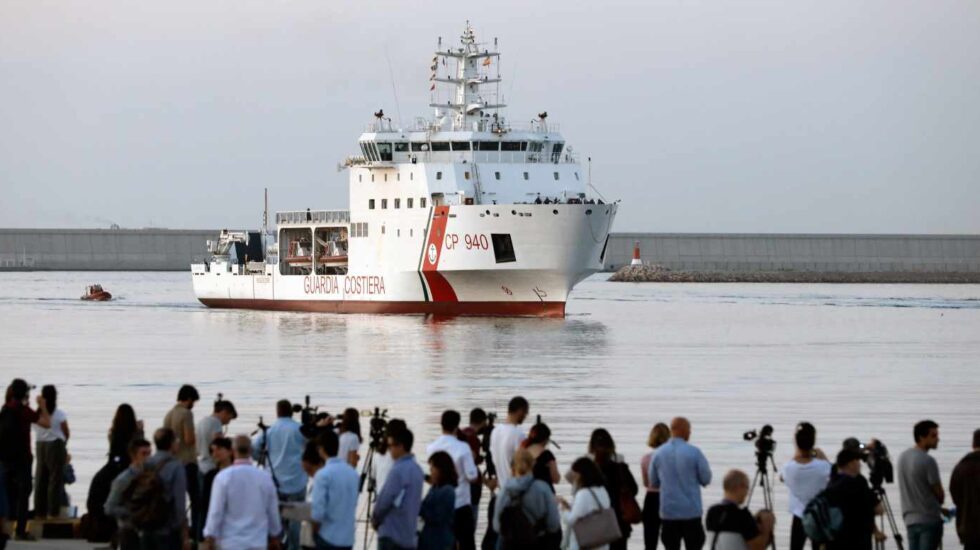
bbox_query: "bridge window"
[431,142,450,152]
[451,141,471,151]
[411,142,427,152]
[529,142,543,153]
[477,142,499,151]
[394,142,408,152]
[377,143,393,161]
[369,199,375,210]
[407,198,414,208]
[381,199,388,209]
[551,142,564,162]
[501,141,523,152]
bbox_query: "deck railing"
[276,210,350,225]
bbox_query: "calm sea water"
[2,271,978,548]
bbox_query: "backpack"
[801,492,843,543]
[498,488,540,548]
[123,457,175,531]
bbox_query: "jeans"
[661,518,705,550]
[643,492,661,550]
[454,505,476,550]
[906,521,942,550]
[280,489,307,550]
[35,439,67,518]
[314,533,352,550]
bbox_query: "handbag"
[618,463,642,525]
[572,488,622,549]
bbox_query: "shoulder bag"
[572,488,622,549]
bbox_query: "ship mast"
[430,22,505,131]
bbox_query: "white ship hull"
[192,203,616,317]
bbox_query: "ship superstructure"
[192,24,617,317]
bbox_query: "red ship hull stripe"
[198,298,565,318]
[420,205,458,302]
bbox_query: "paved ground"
[7,541,100,549]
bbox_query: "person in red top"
[1,378,50,541]
[458,408,488,525]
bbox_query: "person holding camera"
[898,420,945,550]
[372,426,423,550]
[253,400,310,550]
[704,469,775,550]
[781,422,830,550]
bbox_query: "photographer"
[897,420,944,550]
[824,449,886,550]
[252,400,309,550]
[780,422,830,550]
[705,469,774,550]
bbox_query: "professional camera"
[743,424,776,456]
[864,439,894,487]
[295,396,332,439]
[480,412,498,479]
[364,407,388,451]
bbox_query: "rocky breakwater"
[608,264,980,283]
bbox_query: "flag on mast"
[482,56,492,67]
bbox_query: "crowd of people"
[1,379,979,550]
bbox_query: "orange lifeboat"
[81,284,112,301]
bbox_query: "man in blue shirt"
[253,400,309,550]
[372,425,423,550]
[650,417,712,550]
[311,429,360,550]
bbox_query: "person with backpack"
[704,470,774,550]
[560,457,614,550]
[104,438,152,549]
[781,422,830,550]
[135,428,189,550]
[821,449,886,550]
[1,378,50,542]
[491,448,560,550]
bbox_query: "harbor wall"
[604,233,980,273]
[0,228,978,273]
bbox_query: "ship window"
[411,142,427,152]
[431,142,450,152]
[575,172,580,180]
[495,171,500,180]
[381,199,388,209]
[384,174,388,182]
[394,142,408,152]
[529,142,543,153]
[371,174,375,182]
[410,172,414,181]
[554,172,560,181]
[436,172,442,180]
[451,141,471,151]
[491,234,516,263]
[464,171,470,180]
[407,198,414,208]
[394,198,400,209]
[369,199,375,210]
[363,223,369,237]
[477,142,499,151]
[358,174,362,182]
[382,225,385,234]
[369,143,379,161]
[551,142,564,162]
[360,143,369,157]
[523,172,529,180]
[397,173,400,181]
[377,143,393,161]
[501,141,522,151]
[421,197,427,208]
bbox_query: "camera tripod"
[872,484,905,550]
[253,416,280,489]
[358,443,379,550]
[746,450,777,550]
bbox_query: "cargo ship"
[191,24,617,317]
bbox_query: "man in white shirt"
[204,435,282,550]
[488,396,529,490]
[427,410,479,550]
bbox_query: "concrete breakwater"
[609,264,980,283]
[1,228,979,275]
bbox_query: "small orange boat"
[81,284,112,301]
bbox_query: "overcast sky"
[2,0,978,233]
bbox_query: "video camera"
[363,407,389,451]
[743,424,776,457]
[294,395,332,439]
[481,412,497,479]
[847,438,894,488]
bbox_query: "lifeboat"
[81,284,112,301]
